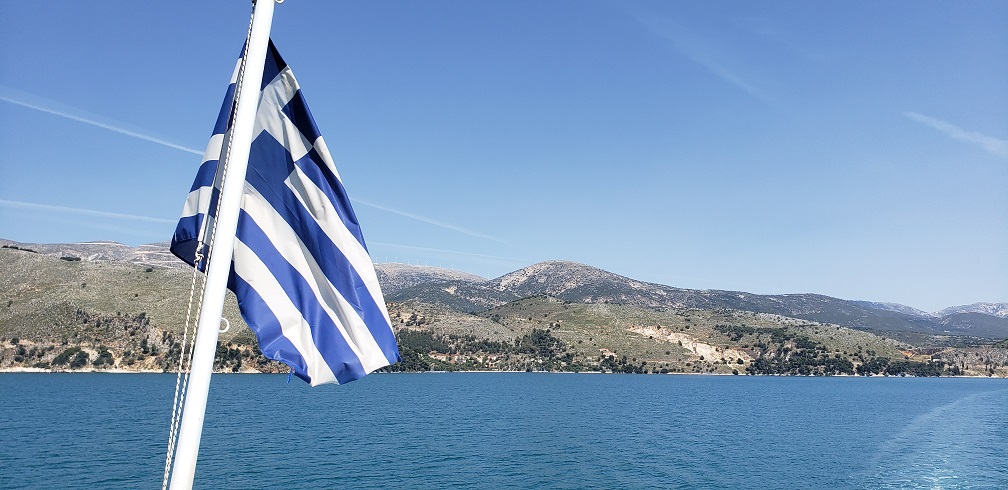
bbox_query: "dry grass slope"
[2,247,1005,377]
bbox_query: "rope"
[161,2,259,487]
[160,250,205,490]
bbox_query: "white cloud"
[904,112,1008,159]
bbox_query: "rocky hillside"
[2,240,181,269]
[936,303,1008,318]
[375,263,485,294]
[4,239,1005,339]
[393,260,1008,340]
[1,239,1005,377]
[852,301,931,317]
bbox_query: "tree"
[53,347,82,366]
[93,347,114,368]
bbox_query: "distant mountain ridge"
[375,263,485,293]
[853,300,1008,319]
[935,303,1008,319]
[1,239,181,269]
[391,260,1008,339]
[852,301,931,317]
[3,239,1005,339]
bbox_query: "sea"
[0,373,1005,489]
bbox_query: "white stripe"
[242,186,390,374]
[305,135,388,325]
[285,164,393,327]
[254,67,313,162]
[179,125,225,220]
[228,58,241,85]
[181,186,213,219]
[232,237,339,386]
[211,129,234,192]
[200,133,226,166]
[253,65,391,329]
[312,136,342,181]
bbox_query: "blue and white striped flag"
[171,40,400,386]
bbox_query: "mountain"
[936,303,1008,319]
[395,260,1008,340]
[935,313,1008,338]
[852,301,931,317]
[490,260,704,308]
[2,239,1005,377]
[387,280,519,313]
[3,239,1005,339]
[1,239,182,269]
[374,263,485,294]
[853,300,1008,320]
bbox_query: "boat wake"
[855,387,1008,489]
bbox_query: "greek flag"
[170,40,400,386]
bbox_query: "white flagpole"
[169,1,276,488]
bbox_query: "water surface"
[0,373,1004,489]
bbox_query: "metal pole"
[169,1,275,488]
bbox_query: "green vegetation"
[714,325,857,375]
[1,244,37,253]
[52,347,89,369]
[1,247,1005,377]
[597,354,648,374]
[92,346,114,367]
[714,325,951,376]
[384,328,583,372]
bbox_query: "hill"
[936,303,1008,318]
[1,240,1005,377]
[390,260,1008,340]
[375,263,485,294]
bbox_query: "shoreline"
[1,367,1003,379]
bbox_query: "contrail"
[638,15,771,104]
[0,199,176,224]
[0,93,203,155]
[904,111,1008,159]
[0,90,508,244]
[352,198,505,244]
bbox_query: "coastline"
[2,367,1004,378]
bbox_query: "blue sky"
[1,1,1005,312]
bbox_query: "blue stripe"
[262,41,287,91]
[170,214,213,272]
[204,183,222,223]
[236,210,367,384]
[245,134,399,363]
[189,160,219,192]
[213,82,237,136]
[228,271,311,384]
[281,90,321,143]
[170,214,203,267]
[280,88,364,247]
[295,148,366,248]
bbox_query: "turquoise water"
[0,373,1005,489]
